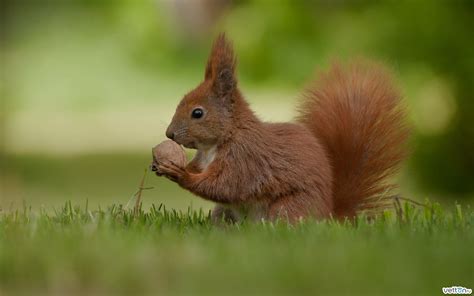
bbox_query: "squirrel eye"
[191,108,204,119]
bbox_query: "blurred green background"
[1,0,473,211]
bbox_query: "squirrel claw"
[150,162,164,176]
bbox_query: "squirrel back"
[297,61,410,218]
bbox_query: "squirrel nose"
[166,129,175,140]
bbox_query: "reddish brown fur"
[156,33,409,222]
[297,62,410,218]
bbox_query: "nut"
[152,140,187,168]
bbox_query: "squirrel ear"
[204,33,237,97]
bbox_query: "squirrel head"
[166,33,239,149]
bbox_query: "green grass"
[0,202,473,296]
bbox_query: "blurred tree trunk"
[168,0,232,40]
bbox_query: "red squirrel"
[153,33,409,223]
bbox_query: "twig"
[394,195,403,222]
[134,168,149,217]
[393,196,429,208]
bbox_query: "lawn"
[0,201,472,295]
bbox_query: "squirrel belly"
[158,33,409,223]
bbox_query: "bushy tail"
[297,61,410,218]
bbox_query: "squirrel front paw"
[150,162,163,176]
[156,161,188,183]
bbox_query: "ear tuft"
[216,68,235,96]
[204,33,237,96]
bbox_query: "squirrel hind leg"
[268,194,332,223]
[211,205,238,225]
